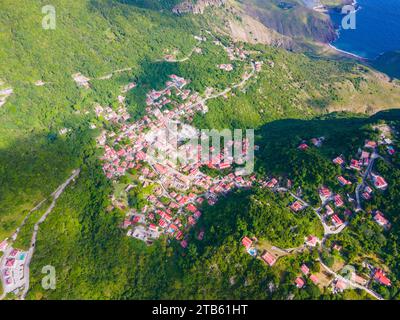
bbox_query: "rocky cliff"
[173,0,226,14]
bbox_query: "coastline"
[328,43,368,61]
[326,0,368,61]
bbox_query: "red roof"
[301,264,310,275]
[298,143,309,150]
[261,252,277,266]
[338,176,351,186]
[180,240,188,248]
[154,163,167,175]
[374,175,388,189]
[365,140,377,148]
[197,231,205,240]
[306,235,318,246]
[319,187,331,197]
[295,277,305,288]
[149,224,157,231]
[335,279,347,291]
[158,219,167,228]
[333,157,344,165]
[334,194,344,207]
[219,162,231,169]
[332,214,343,226]
[5,258,15,267]
[310,274,319,284]
[188,216,196,225]
[123,219,131,228]
[374,269,391,286]
[374,212,389,227]
[186,204,197,213]
[290,201,303,212]
[175,231,183,240]
[242,236,252,249]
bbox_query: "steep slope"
[241,0,336,43]
[173,0,227,14]
[172,0,351,49]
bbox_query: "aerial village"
[0,31,397,299]
[91,33,397,298]
[241,124,397,298]
[96,34,265,251]
[0,33,265,297]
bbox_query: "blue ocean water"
[330,0,400,60]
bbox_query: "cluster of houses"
[0,239,27,294]
[299,135,392,232]
[212,40,248,61]
[241,237,278,267]
[332,139,391,228]
[97,67,264,247]
[295,264,319,289]
[298,133,396,292]
[298,136,325,150]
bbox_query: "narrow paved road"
[20,169,80,300]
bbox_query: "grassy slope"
[193,44,400,130]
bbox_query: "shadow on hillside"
[254,109,400,172]
[0,126,95,235]
[125,58,180,120]
[369,51,400,81]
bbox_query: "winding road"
[0,169,80,300]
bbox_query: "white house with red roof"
[338,176,351,186]
[305,235,319,247]
[333,156,344,165]
[374,211,391,229]
[332,214,344,227]
[319,187,332,201]
[301,264,310,275]
[310,274,319,284]
[334,194,344,207]
[372,173,388,190]
[290,201,304,212]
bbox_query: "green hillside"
[1,0,400,300]
[0,0,198,239]
[23,111,400,300]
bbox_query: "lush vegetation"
[0,0,198,239]
[2,0,400,300]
